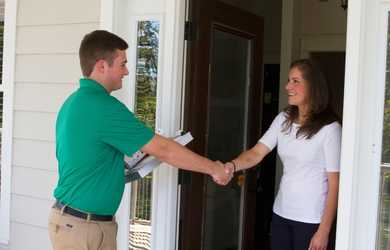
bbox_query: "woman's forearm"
[231,142,271,172]
[318,172,339,234]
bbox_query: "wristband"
[230,160,237,173]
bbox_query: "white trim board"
[0,0,17,245]
[151,0,187,248]
[100,0,186,249]
[336,0,387,249]
[99,2,130,250]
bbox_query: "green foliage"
[135,175,153,220]
[0,21,3,85]
[383,42,390,163]
[133,21,160,221]
[135,21,159,130]
[380,53,390,242]
[379,173,390,249]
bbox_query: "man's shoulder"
[58,89,133,121]
[71,88,120,107]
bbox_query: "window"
[129,20,160,250]
[377,12,390,250]
[0,8,5,194]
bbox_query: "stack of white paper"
[124,132,194,182]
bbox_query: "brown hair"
[282,59,339,139]
[79,30,128,77]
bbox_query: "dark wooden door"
[178,1,264,250]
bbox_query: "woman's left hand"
[308,229,329,250]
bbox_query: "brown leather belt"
[53,200,113,222]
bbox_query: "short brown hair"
[79,30,128,77]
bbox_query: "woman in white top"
[226,59,341,250]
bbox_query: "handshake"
[210,161,237,186]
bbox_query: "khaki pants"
[48,208,118,250]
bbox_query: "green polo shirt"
[54,78,154,215]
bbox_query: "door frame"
[179,1,264,249]
[102,0,187,249]
[335,1,390,249]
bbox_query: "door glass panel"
[377,13,390,250]
[0,5,5,196]
[378,167,390,249]
[203,28,251,250]
[129,20,159,250]
[382,14,390,164]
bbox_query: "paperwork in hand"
[124,132,193,181]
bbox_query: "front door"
[179,1,264,250]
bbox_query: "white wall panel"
[300,34,347,57]
[13,139,56,171]
[16,23,98,54]
[11,166,57,200]
[128,0,165,14]
[10,223,51,250]
[14,83,77,113]
[301,0,347,35]
[11,195,53,228]
[14,54,81,84]
[13,111,56,142]
[17,0,100,26]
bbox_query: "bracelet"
[230,160,237,173]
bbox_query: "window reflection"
[378,169,390,249]
[381,15,390,162]
[129,20,160,250]
[378,13,390,250]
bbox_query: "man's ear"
[94,59,106,74]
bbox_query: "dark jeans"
[271,213,335,250]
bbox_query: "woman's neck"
[297,105,309,124]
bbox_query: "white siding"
[14,83,77,113]
[16,23,97,54]
[12,167,56,200]
[13,139,56,171]
[15,54,82,83]
[9,0,101,249]
[11,195,53,228]
[10,223,52,250]
[13,112,56,141]
[17,0,99,25]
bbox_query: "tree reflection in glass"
[129,20,159,250]
[378,14,390,250]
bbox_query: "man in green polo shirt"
[48,30,232,250]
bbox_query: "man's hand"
[224,162,235,173]
[211,161,233,185]
[224,162,234,181]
